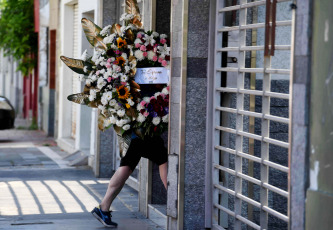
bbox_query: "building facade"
[3,0,331,229]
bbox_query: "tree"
[0,0,38,76]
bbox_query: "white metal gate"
[212,0,292,229]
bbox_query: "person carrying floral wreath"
[60,0,170,227]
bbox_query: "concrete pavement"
[0,125,164,230]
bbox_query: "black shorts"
[120,136,168,171]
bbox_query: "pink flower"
[140,45,146,51]
[158,57,163,63]
[96,70,100,75]
[107,77,112,82]
[115,50,121,54]
[162,60,168,67]
[105,63,111,68]
[116,66,121,72]
[167,86,170,91]
[137,33,142,38]
[121,82,126,85]
[140,101,146,106]
[143,52,148,57]
[152,56,158,62]
[160,93,165,97]
[160,38,167,44]
[135,43,141,48]
[143,112,149,117]
[107,58,112,63]
[150,96,155,100]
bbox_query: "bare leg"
[159,162,168,189]
[100,166,132,211]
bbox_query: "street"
[0,121,163,230]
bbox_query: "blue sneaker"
[91,205,118,228]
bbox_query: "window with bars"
[212,0,292,229]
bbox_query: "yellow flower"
[114,56,126,66]
[117,37,127,49]
[125,103,131,109]
[117,85,130,100]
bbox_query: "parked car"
[0,96,15,130]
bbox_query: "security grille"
[212,0,292,229]
[71,3,79,139]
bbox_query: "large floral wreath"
[60,0,170,149]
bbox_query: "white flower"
[143,97,150,103]
[114,103,120,110]
[100,25,111,36]
[103,33,116,44]
[123,124,130,131]
[124,66,131,73]
[152,32,159,37]
[127,98,134,106]
[100,68,106,74]
[120,13,134,22]
[111,44,117,49]
[134,50,144,61]
[134,38,142,45]
[101,97,108,105]
[147,51,155,60]
[121,52,128,60]
[109,108,116,113]
[97,78,107,89]
[160,34,167,39]
[83,66,88,73]
[104,92,113,101]
[157,44,170,58]
[154,92,161,98]
[116,119,124,127]
[98,105,105,111]
[143,34,156,46]
[90,74,97,81]
[109,99,116,107]
[80,49,88,61]
[162,87,169,95]
[86,79,92,87]
[112,73,119,79]
[110,116,117,124]
[120,74,128,82]
[104,118,112,127]
[117,109,125,117]
[162,114,168,123]
[92,50,102,62]
[152,117,161,126]
[137,113,146,123]
[137,103,144,111]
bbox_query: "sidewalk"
[0,121,164,230]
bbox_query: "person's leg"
[100,166,132,211]
[159,162,168,189]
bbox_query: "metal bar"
[215,145,289,173]
[263,159,289,173]
[218,0,290,13]
[211,0,224,227]
[264,0,271,56]
[218,20,292,32]
[218,67,290,75]
[270,0,277,56]
[214,204,261,230]
[217,45,291,52]
[215,145,236,155]
[262,205,289,222]
[262,182,289,198]
[263,137,289,148]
